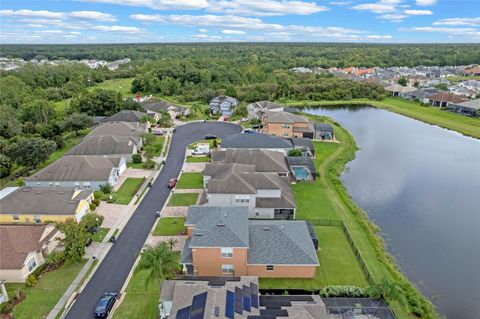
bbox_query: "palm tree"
[136,242,179,288]
[166,238,178,250]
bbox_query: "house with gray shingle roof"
[220,133,294,154]
[446,98,480,117]
[67,135,140,162]
[101,110,146,123]
[141,100,190,120]
[180,206,319,278]
[209,96,239,116]
[247,100,284,119]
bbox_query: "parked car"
[243,129,256,134]
[205,134,217,140]
[94,292,118,318]
[168,178,177,188]
[153,130,163,136]
[223,116,229,122]
[85,237,93,247]
[192,148,208,156]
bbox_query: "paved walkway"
[145,235,187,251]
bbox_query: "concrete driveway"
[65,121,242,319]
[96,202,136,229]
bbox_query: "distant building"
[446,99,480,117]
[89,121,147,138]
[247,101,284,119]
[220,133,294,154]
[385,84,417,96]
[428,92,469,107]
[0,187,93,223]
[209,96,239,116]
[101,110,146,123]
[142,100,190,120]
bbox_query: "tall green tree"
[136,242,179,288]
[6,136,56,169]
[63,113,93,134]
[56,218,88,263]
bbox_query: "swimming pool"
[291,166,310,180]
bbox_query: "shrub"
[0,154,11,178]
[287,149,303,157]
[320,285,367,298]
[100,183,112,194]
[16,177,25,186]
[89,203,97,211]
[26,274,38,287]
[92,198,101,206]
[143,159,156,169]
[80,213,104,232]
[93,191,102,200]
[132,153,142,163]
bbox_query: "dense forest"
[1,43,480,67]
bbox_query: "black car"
[94,292,118,318]
[205,134,217,140]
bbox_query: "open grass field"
[260,226,368,289]
[5,260,86,319]
[285,97,480,139]
[115,177,145,205]
[153,217,186,236]
[88,78,135,97]
[176,172,203,189]
[167,193,198,206]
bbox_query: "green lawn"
[186,156,211,163]
[176,172,203,189]
[260,226,368,289]
[187,139,221,150]
[88,78,135,97]
[113,253,180,319]
[153,217,186,236]
[127,162,154,169]
[5,260,86,319]
[91,227,110,242]
[115,178,145,205]
[285,97,480,139]
[167,193,198,206]
[150,136,165,156]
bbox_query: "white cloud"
[80,0,209,10]
[0,9,66,19]
[329,1,352,6]
[69,11,117,22]
[92,25,144,33]
[416,0,437,6]
[378,13,407,22]
[433,17,480,27]
[191,34,222,40]
[198,28,208,32]
[404,26,480,37]
[208,0,328,17]
[352,0,402,14]
[404,9,433,15]
[365,34,393,39]
[221,29,246,34]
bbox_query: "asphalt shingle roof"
[211,149,289,173]
[186,206,250,248]
[89,122,147,137]
[221,133,293,150]
[67,135,137,156]
[101,110,146,123]
[247,220,319,265]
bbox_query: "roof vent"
[223,213,228,218]
[262,226,271,231]
[217,223,225,227]
[280,225,284,230]
[58,191,65,194]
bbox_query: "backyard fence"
[308,218,376,286]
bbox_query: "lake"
[303,106,480,318]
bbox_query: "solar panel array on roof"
[260,309,289,316]
[251,283,259,308]
[235,287,243,314]
[190,292,207,319]
[225,291,235,319]
[243,285,251,311]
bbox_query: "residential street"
[64,121,242,319]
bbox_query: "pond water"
[302,106,480,319]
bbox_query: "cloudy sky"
[0,0,479,43]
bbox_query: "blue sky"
[0,0,479,44]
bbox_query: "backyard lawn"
[259,226,368,289]
[5,260,87,319]
[186,156,211,163]
[127,162,154,169]
[153,217,186,236]
[115,178,145,205]
[91,227,110,242]
[176,172,203,189]
[167,193,198,206]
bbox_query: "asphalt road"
[65,121,242,319]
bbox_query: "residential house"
[403,88,439,103]
[0,187,93,223]
[288,137,315,157]
[209,96,239,116]
[89,121,147,138]
[211,149,290,177]
[204,165,296,219]
[142,100,190,120]
[220,133,294,154]
[446,99,480,117]
[159,277,333,319]
[385,84,417,96]
[314,123,335,141]
[0,224,60,282]
[286,156,317,181]
[428,92,469,107]
[25,155,126,190]
[180,206,319,278]
[67,135,140,162]
[464,67,480,76]
[247,101,284,119]
[261,111,316,139]
[101,110,147,123]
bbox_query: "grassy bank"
[285,97,480,139]
[296,115,437,318]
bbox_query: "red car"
[167,178,177,188]
[223,116,229,121]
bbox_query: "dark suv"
[94,292,117,318]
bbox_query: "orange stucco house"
[180,206,319,278]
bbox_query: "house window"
[282,124,290,129]
[222,264,234,274]
[83,182,91,189]
[221,248,233,258]
[266,265,274,271]
[27,257,37,272]
[12,214,19,221]
[55,182,60,186]
[33,215,41,224]
[235,195,249,203]
[283,132,289,137]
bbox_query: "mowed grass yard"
[88,78,135,97]
[115,177,145,205]
[260,226,368,289]
[186,156,211,163]
[5,261,86,319]
[176,172,203,189]
[167,193,198,206]
[153,217,186,236]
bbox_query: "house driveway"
[145,235,187,252]
[96,202,136,229]
[161,206,188,217]
[183,162,207,172]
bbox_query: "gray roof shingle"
[89,122,147,137]
[221,133,293,150]
[101,110,146,123]
[211,149,289,174]
[67,135,138,156]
